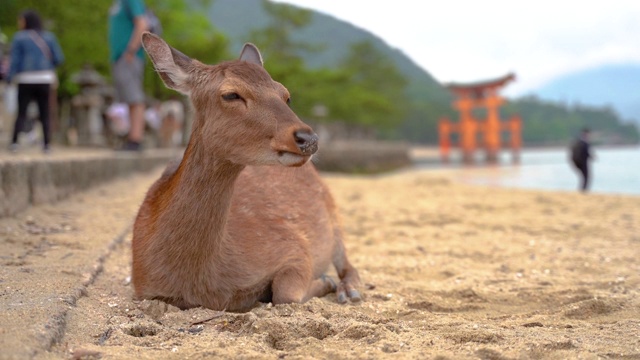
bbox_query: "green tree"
[246,1,409,134]
[1,0,228,98]
[1,0,111,96]
[246,0,315,109]
[397,100,454,143]
[337,41,408,130]
[144,0,229,98]
[247,0,318,66]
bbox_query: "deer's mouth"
[277,151,311,167]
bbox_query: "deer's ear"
[239,43,263,67]
[142,32,192,94]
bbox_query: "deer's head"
[142,32,318,167]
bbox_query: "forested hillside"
[535,63,640,125]
[207,0,638,145]
[207,0,449,103]
[207,0,453,143]
[504,97,640,145]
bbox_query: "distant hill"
[534,64,640,124]
[203,0,638,145]
[206,0,450,104]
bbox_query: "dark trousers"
[575,162,589,191]
[11,83,51,146]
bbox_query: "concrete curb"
[0,149,180,218]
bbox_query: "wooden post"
[439,117,451,163]
[510,115,522,163]
[483,92,504,163]
[455,97,476,164]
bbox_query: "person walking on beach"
[108,0,148,151]
[570,128,593,192]
[6,10,64,153]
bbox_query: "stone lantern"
[70,64,107,146]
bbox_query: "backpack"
[145,9,162,35]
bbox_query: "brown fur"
[131,33,361,312]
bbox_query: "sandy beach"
[2,166,639,359]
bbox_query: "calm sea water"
[419,146,640,196]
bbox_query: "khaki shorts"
[112,56,144,104]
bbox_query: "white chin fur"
[278,152,310,167]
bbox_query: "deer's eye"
[222,92,242,101]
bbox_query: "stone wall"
[313,140,412,173]
[0,151,177,218]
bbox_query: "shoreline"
[408,146,640,197]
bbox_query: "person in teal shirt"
[108,0,148,151]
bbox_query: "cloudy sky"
[273,0,640,96]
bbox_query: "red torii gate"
[439,73,521,164]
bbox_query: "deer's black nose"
[294,130,319,155]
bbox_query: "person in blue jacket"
[7,9,64,153]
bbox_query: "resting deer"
[131,33,361,312]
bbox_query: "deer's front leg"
[332,237,363,304]
[336,262,362,304]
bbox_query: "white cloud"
[273,0,640,96]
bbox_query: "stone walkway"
[0,167,162,359]
[0,146,180,358]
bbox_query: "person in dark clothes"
[570,128,594,192]
[7,10,64,153]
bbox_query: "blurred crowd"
[104,96,184,149]
[0,2,185,153]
